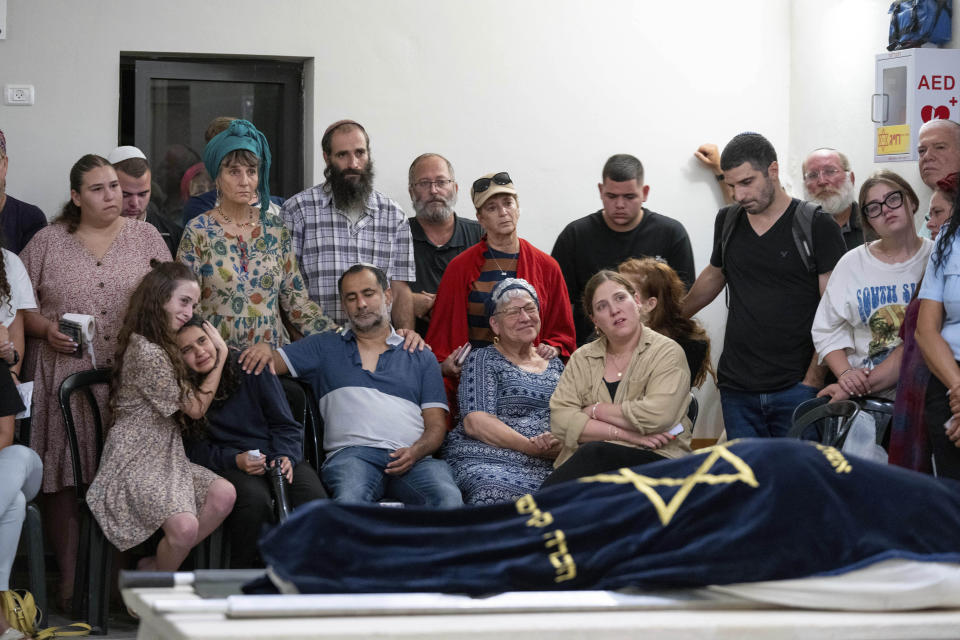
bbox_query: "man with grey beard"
[282,119,416,329]
[407,153,482,335]
[802,148,864,250]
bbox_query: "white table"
[123,584,960,640]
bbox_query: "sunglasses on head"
[472,172,512,194]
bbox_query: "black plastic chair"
[686,394,699,427]
[858,396,895,450]
[788,398,860,448]
[14,417,46,627]
[280,376,323,472]
[58,367,113,635]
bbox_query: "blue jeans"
[321,446,463,507]
[720,382,818,439]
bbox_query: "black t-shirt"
[146,203,183,259]
[552,209,695,345]
[709,199,845,392]
[1,195,47,254]
[409,214,483,336]
[677,337,708,386]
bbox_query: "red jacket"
[426,238,576,423]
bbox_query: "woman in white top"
[813,170,932,401]
[0,247,42,640]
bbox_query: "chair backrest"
[686,393,699,427]
[858,396,895,448]
[791,396,828,428]
[788,399,860,448]
[279,376,322,471]
[58,368,113,500]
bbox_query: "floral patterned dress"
[86,334,219,551]
[177,212,333,349]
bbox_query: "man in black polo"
[407,153,482,336]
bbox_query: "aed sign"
[917,75,956,91]
[917,67,958,124]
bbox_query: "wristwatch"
[8,349,18,366]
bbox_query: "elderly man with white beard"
[801,148,864,250]
[406,153,482,336]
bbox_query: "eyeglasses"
[412,179,455,190]
[802,167,846,182]
[497,304,539,320]
[472,172,512,194]
[863,191,904,218]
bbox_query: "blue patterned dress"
[444,346,563,504]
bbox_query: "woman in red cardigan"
[426,172,575,414]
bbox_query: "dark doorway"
[120,55,304,221]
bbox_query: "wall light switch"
[4,85,35,106]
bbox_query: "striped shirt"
[467,248,518,346]
[281,183,416,325]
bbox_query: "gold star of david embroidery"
[577,443,759,526]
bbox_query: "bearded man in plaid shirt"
[281,119,415,329]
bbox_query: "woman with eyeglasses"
[426,173,575,413]
[443,279,563,504]
[812,170,931,402]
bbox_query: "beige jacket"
[550,327,692,467]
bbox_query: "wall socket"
[4,85,35,106]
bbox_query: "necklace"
[489,249,518,277]
[606,349,631,378]
[218,204,258,231]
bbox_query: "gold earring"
[493,335,500,344]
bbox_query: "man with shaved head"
[918,119,960,190]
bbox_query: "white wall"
[790,0,960,212]
[1,0,919,436]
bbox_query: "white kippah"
[107,145,146,164]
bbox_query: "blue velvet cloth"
[251,439,960,594]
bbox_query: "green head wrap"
[203,119,272,215]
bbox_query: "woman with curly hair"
[86,261,235,571]
[178,315,326,568]
[618,257,715,388]
[177,120,332,374]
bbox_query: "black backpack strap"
[718,204,743,275]
[791,200,821,274]
[718,204,743,309]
